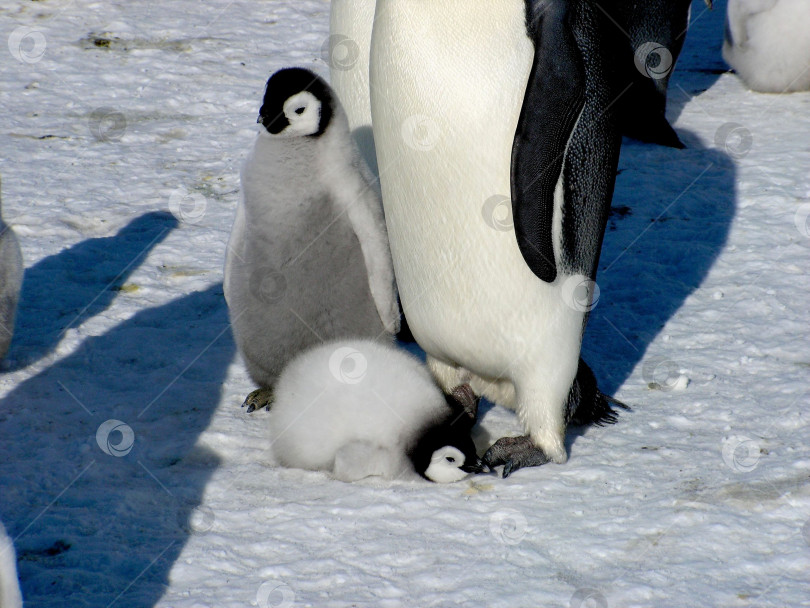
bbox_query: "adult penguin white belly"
[370,0,624,475]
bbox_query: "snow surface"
[1,1,809,607]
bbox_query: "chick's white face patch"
[424,446,468,483]
[280,91,321,137]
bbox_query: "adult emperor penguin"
[369,0,625,476]
[224,68,399,411]
[723,0,810,93]
[0,175,23,361]
[333,0,708,153]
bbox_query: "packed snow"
[0,1,808,607]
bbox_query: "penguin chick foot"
[242,388,274,413]
[482,436,551,478]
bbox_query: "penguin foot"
[242,388,274,413]
[482,436,551,478]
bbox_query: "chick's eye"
[445,456,456,464]
[294,107,305,115]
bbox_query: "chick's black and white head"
[257,68,334,138]
[412,385,485,484]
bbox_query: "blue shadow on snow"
[0,283,235,608]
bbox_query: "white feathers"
[423,446,468,484]
[279,91,322,137]
[0,176,23,361]
[723,0,810,93]
[0,521,23,608]
[267,340,468,483]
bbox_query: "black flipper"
[513,0,622,284]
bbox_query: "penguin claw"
[482,435,552,478]
[242,387,275,413]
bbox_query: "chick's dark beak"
[461,457,486,474]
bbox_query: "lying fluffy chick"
[267,339,484,483]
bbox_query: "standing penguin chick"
[723,0,810,93]
[224,68,399,410]
[0,176,23,360]
[268,339,484,483]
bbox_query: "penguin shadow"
[582,132,736,399]
[6,211,178,370]
[0,283,235,607]
[350,125,379,178]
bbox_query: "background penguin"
[0,175,23,361]
[328,0,379,176]
[224,67,399,411]
[606,0,713,148]
[267,339,484,483]
[369,0,625,476]
[723,0,810,93]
